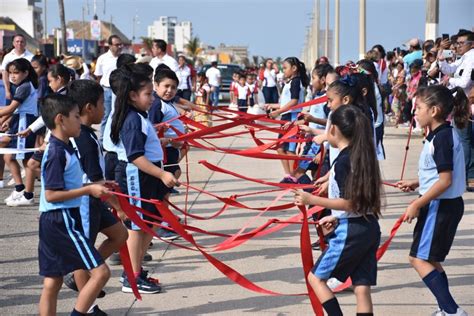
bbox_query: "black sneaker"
[108,252,121,266]
[120,269,158,284]
[144,252,153,262]
[87,305,108,316]
[169,188,180,195]
[311,240,321,250]
[279,175,297,184]
[64,273,106,298]
[297,174,313,193]
[122,275,161,294]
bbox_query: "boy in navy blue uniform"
[38,95,111,316]
[66,80,128,311]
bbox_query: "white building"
[0,0,43,39]
[175,21,192,53]
[147,16,177,44]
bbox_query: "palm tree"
[252,55,259,67]
[185,36,202,62]
[58,0,67,54]
[141,36,153,54]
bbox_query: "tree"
[58,0,67,55]
[185,36,202,62]
[141,36,153,54]
[252,55,259,67]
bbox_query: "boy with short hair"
[38,94,111,316]
[65,80,128,313]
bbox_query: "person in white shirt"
[176,55,193,100]
[205,61,221,109]
[1,34,34,105]
[94,35,122,143]
[149,39,179,74]
[260,58,279,104]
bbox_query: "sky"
[43,0,474,63]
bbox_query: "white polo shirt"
[0,49,34,73]
[94,50,118,88]
[150,54,179,73]
[206,67,221,87]
[176,65,192,90]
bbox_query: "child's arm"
[0,100,20,116]
[403,172,452,223]
[302,113,328,127]
[46,184,108,203]
[175,97,200,112]
[267,99,298,118]
[132,156,178,188]
[19,116,45,137]
[293,189,352,211]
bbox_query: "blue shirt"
[418,123,465,198]
[72,125,105,183]
[118,107,163,163]
[12,81,38,115]
[280,77,305,115]
[39,135,84,211]
[150,97,185,141]
[309,92,328,130]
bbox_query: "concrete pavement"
[0,122,473,315]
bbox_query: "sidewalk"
[0,124,472,315]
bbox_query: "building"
[215,44,248,63]
[147,16,177,45]
[66,20,131,45]
[0,0,43,39]
[0,17,39,52]
[175,21,192,53]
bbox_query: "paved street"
[0,123,473,315]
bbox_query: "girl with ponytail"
[397,85,469,315]
[265,57,309,181]
[111,67,178,294]
[293,105,382,316]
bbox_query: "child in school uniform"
[110,67,177,294]
[397,85,470,316]
[0,58,38,205]
[235,72,250,112]
[265,57,309,180]
[11,63,72,207]
[294,105,382,316]
[38,94,110,316]
[194,72,212,127]
[64,80,128,310]
[246,73,259,109]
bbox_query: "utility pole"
[43,0,48,41]
[82,5,86,60]
[359,0,366,60]
[425,0,439,40]
[324,0,329,57]
[314,0,320,63]
[334,0,340,65]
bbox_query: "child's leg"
[277,147,291,174]
[307,273,343,316]
[409,256,459,313]
[127,230,145,274]
[353,285,373,313]
[74,264,110,313]
[97,222,129,259]
[25,158,40,195]
[39,276,63,316]
[5,154,23,186]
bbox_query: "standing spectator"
[205,61,221,109]
[149,39,179,74]
[1,34,34,105]
[94,35,122,142]
[403,38,423,67]
[260,58,279,104]
[438,29,474,191]
[176,55,193,100]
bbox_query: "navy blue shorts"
[8,113,37,160]
[279,112,299,153]
[32,150,44,162]
[80,196,118,243]
[410,197,463,262]
[39,208,104,277]
[164,146,181,174]
[104,151,118,181]
[312,215,381,285]
[237,99,248,112]
[116,161,169,230]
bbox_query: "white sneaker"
[0,180,4,188]
[327,278,344,290]
[432,308,445,316]
[4,190,24,204]
[445,308,468,316]
[7,194,34,206]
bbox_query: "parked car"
[201,63,243,102]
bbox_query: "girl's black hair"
[351,72,378,122]
[416,85,470,130]
[31,54,49,74]
[330,105,382,218]
[371,44,386,59]
[110,68,152,144]
[6,58,38,88]
[48,63,72,85]
[312,63,334,79]
[117,53,137,69]
[284,57,309,87]
[327,75,360,103]
[154,67,179,85]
